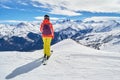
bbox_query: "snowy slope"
[0,39,120,80]
[76,20,120,53]
[79,30,120,52]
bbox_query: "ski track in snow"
[0,39,120,80]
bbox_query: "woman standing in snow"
[40,15,54,60]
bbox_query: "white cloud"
[21,3,28,5]
[50,7,81,16]
[0,4,12,9]
[84,16,120,22]
[34,16,60,20]
[65,0,120,13]
[31,0,81,16]
[18,1,28,6]
[1,0,120,14]
[31,2,41,8]
[0,20,27,23]
[15,0,27,5]
[34,16,44,20]
[0,20,43,24]
[31,0,120,15]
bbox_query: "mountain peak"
[17,22,28,27]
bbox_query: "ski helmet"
[44,15,49,20]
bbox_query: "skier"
[40,15,54,62]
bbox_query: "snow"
[0,39,120,80]
[79,29,120,53]
[54,21,81,32]
[0,22,40,38]
[0,19,120,52]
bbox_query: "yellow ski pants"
[42,37,52,57]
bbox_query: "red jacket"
[40,19,54,38]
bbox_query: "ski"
[43,60,47,65]
[42,57,48,65]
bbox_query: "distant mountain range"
[0,19,120,52]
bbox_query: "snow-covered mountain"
[0,39,120,80]
[0,19,120,52]
[77,20,120,53]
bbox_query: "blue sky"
[0,0,120,23]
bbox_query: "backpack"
[42,24,52,35]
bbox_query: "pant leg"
[42,37,47,55]
[42,37,52,57]
[46,37,52,57]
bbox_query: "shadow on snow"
[5,57,43,79]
